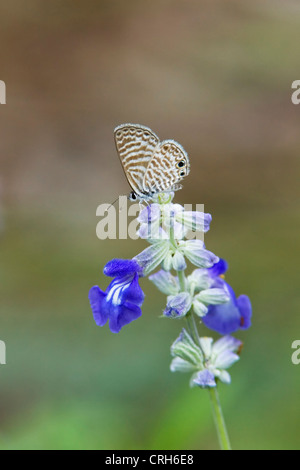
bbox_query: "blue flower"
[192,336,242,388]
[164,292,192,319]
[202,259,252,335]
[170,330,242,388]
[89,259,145,333]
[149,270,180,296]
[137,201,213,241]
[177,240,219,268]
[193,369,217,388]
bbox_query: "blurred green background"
[0,0,299,450]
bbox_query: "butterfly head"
[128,191,138,202]
[128,190,153,203]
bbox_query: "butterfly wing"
[142,139,190,194]
[114,124,160,196]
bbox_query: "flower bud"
[164,292,192,319]
[149,270,179,296]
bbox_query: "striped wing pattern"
[114,124,190,199]
[114,124,159,196]
[142,140,190,194]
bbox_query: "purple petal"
[103,259,142,278]
[202,284,242,335]
[89,286,109,327]
[179,211,212,233]
[181,240,219,268]
[138,204,161,223]
[121,273,145,307]
[237,295,252,329]
[208,259,228,278]
[202,304,240,335]
[193,369,216,388]
[164,292,192,318]
[108,302,142,333]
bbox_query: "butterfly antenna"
[105,195,120,213]
[105,194,131,213]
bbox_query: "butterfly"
[114,123,190,201]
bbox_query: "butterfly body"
[114,124,190,201]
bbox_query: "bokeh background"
[0,0,299,450]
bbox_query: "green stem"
[177,270,186,292]
[185,311,201,347]
[171,212,231,450]
[208,387,232,450]
[183,290,231,450]
[169,216,177,249]
[176,268,201,347]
